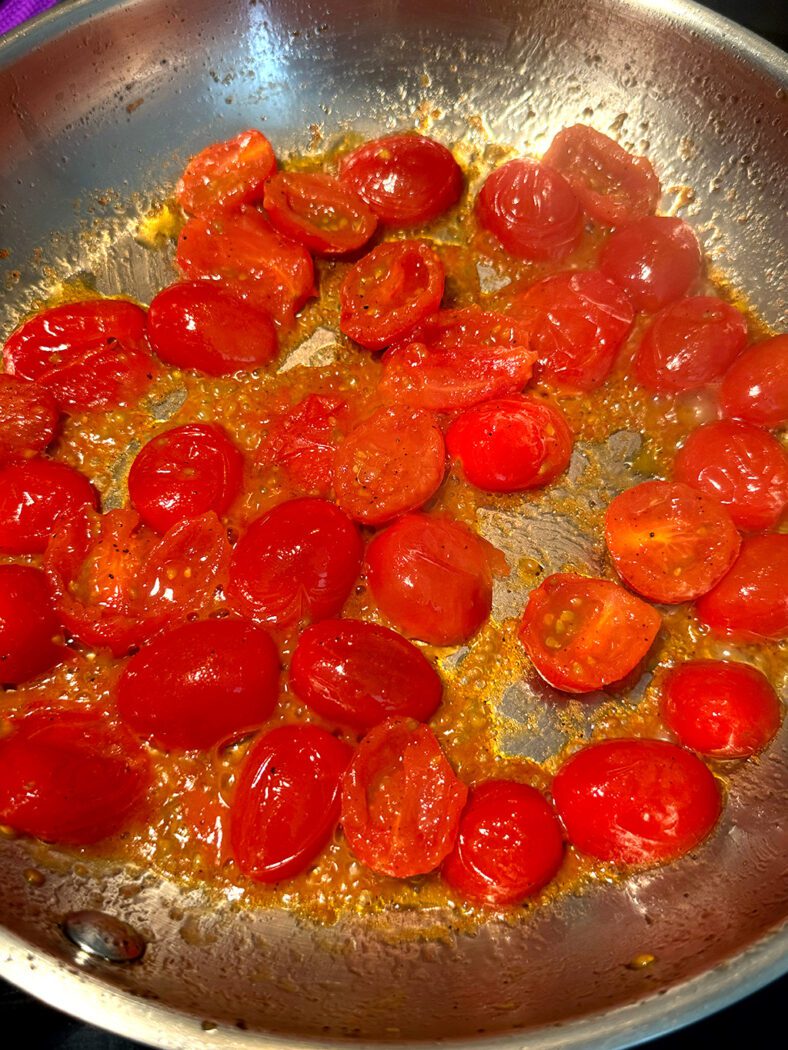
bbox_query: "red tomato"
[599,216,702,313]
[720,334,788,428]
[366,513,505,645]
[339,240,444,351]
[442,781,564,905]
[290,619,442,731]
[176,207,315,327]
[0,711,150,845]
[333,405,445,525]
[0,458,98,554]
[147,281,278,376]
[634,296,748,394]
[117,619,280,750]
[542,125,660,227]
[339,134,463,227]
[552,739,721,866]
[128,423,243,534]
[3,299,154,410]
[446,396,572,493]
[340,718,467,877]
[695,534,788,642]
[0,565,64,686]
[406,308,533,353]
[518,573,661,694]
[674,419,788,532]
[660,660,781,758]
[476,159,583,261]
[0,374,60,464]
[231,724,351,882]
[263,171,378,254]
[176,129,276,215]
[512,270,634,391]
[604,481,741,604]
[258,394,347,496]
[228,498,362,627]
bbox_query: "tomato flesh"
[0,374,60,464]
[264,171,378,254]
[720,334,788,428]
[258,394,347,497]
[0,565,64,686]
[695,534,788,642]
[0,458,98,554]
[599,216,702,313]
[176,129,276,215]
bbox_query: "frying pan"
[0,1,786,1047]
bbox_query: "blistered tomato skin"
[695,534,788,642]
[0,375,60,464]
[176,129,276,215]
[0,565,64,686]
[263,171,378,254]
[600,216,702,313]
[258,395,347,497]
[290,619,442,731]
[660,660,782,758]
[720,334,788,428]
[0,458,98,554]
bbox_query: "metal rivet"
[62,910,146,964]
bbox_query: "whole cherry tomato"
[695,534,788,641]
[599,216,702,313]
[0,458,98,554]
[258,394,347,497]
[263,171,377,254]
[719,334,788,427]
[0,565,64,686]
[176,129,276,215]
[0,374,60,464]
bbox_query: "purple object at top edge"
[0,0,60,35]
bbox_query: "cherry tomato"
[128,423,243,534]
[446,396,572,493]
[552,738,721,866]
[599,216,702,313]
[147,281,278,376]
[512,269,634,391]
[258,394,347,497]
[518,573,661,694]
[0,374,60,464]
[660,660,781,758]
[406,308,533,352]
[674,419,788,532]
[339,240,444,350]
[0,565,64,686]
[339,133,463,227]
[634,296,748,394]
[290,619,442,731]
[176,129,276,215]
[366,513,505,645]
[0,458,98,554]
[720,334,788,428]
[263,171,377,254]
[3,300,154,411]
[542,125,660,227]
[695,534,788,642]
[442,781,564,905]
[476,159,583,261]
[604,481,741,604]
[231,724,351,882]
[176,206,315,327]
[340,718,467,877]
[333,405,446,525]
[117,619,280,750]
[228,498,362,627]
[0,711,150,845]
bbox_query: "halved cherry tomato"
[674,419,788,532]
[599,216,702,313]
[0,458,98,553]
[518,573,661,694]
[117,619,280,750]
[176,129,276,215]
[339,240,444,350]
[695,534,788,641]
[553,738,721,866]
[0,565,64,686]
[339,134,463,227]
[660,660,781,758]
[604,481,741,604]
[128,423,243,534]
[634,296,748,393]
[720,334,788,428]
[290,619,442,731]
[542,125,660,227]
[366,513,506,645]
[0,374,60,464]
[0,710,151,845]
[333,405,445,525]
[228,497,362,627]
[442,781,564,905]
[511,270,634,391]
[263,171,378,254]
[340,718,467,877]
[231,724,351,882]
[476,159,583,261]
[3,299,154,410]
[258,394,347,497]
[147,281,278,376]
[405,308,532,353]
[446,396,572,493]
[176,207,315,327]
